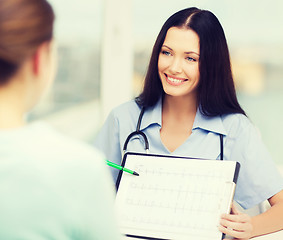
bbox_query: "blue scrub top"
[94,98,283,209]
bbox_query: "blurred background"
[29,0,283,169]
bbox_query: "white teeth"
[167,76,183,83]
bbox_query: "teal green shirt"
[0,122,121,240]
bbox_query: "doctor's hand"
[218,203,254,240]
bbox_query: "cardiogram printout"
[116,152,240,240]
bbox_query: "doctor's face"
[158,27,200,100]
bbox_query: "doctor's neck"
[162,94,197,116]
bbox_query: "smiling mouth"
[164,73,188,86]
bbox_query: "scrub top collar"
[139,98,162,131]
[193,109,227,136]
[139,98,227,136]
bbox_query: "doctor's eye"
[186,56,197,62]
[161,50,172,56]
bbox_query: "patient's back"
[0,122,121,240]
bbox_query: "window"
[29,0,103,141]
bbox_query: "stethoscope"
[122,106,224,160]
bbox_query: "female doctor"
[94,7,283,239]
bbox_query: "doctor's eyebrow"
[161,45,199,56]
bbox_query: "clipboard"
[115,152,240,240]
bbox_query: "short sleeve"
[230,120,283,209]
[94,110,122,181]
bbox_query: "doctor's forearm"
[251,199,283,237]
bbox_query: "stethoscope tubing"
[122,106,149,159]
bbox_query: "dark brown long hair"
[0,0,55,85]
[136,7,246,116]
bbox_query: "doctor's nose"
[169,57,182,74]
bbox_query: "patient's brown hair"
[0,0,54,85]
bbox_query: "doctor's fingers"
[221,211,251,223]
[219,217,252,232]
[219,214,253,240]
[218,224,252,240]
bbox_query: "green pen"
[106,160,139,176]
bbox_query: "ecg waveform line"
[120,163,229,235]
[116,156,237,240]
